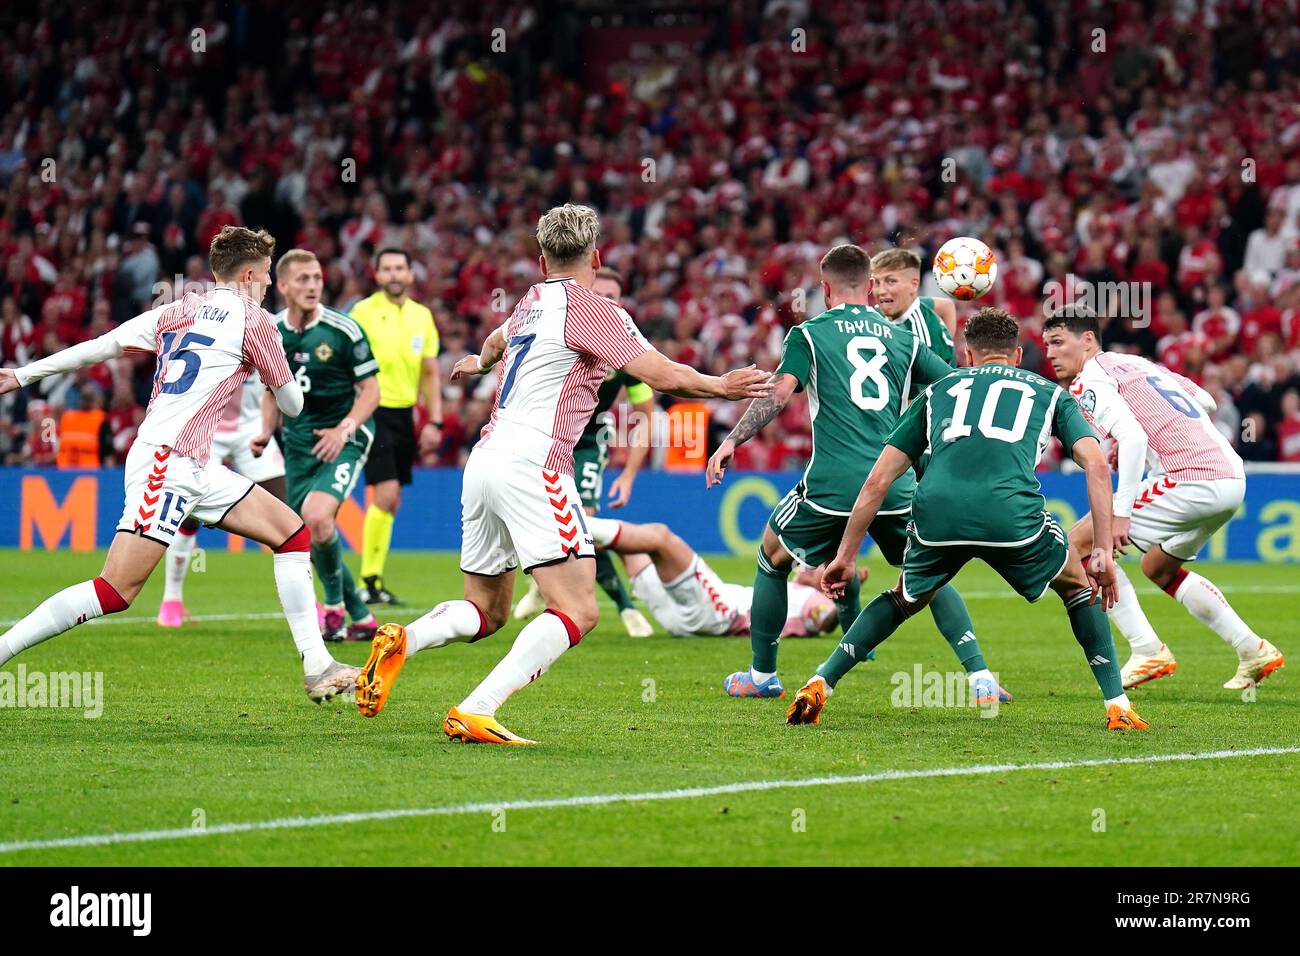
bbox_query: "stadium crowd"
[2,0,1300,471]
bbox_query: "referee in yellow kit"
[349,248,442,605]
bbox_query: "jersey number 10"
[941,378,1036,444]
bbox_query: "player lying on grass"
[789,307,1149,732]
[0,227,360,703]
[582,515,840,638]
[707,243,1010,706]
[513,266,657,637]
[1044,305,1284,691]
[352,203,772,744]
[156,364,287,629]
[257,248,381,643]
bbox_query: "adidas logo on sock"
[839,642,855,659]
[1089,654,1111,665]
[956,631,975,645]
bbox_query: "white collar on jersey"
[898,296,923,324]
[279,304,323,332]
[542,276,579,283]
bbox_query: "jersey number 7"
[498,333,537,408]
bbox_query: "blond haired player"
[354,203,771,744]
[870,248,958,364]
[0,227,359,703]
[513,265,657,636]
[1043,305,1284,691]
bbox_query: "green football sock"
[833,570,862,632]
[750,549,789,674]
[595,550,635,613]
[311,533,345,607]
[817,591,908,688]
[928,584,986,673]
[1064,588,1125,700]
[340,560,371,622]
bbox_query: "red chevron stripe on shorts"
[545,469,579,551]
[138,453,169,530]
[1133,477,1177,510]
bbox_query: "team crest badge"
[315,342,334,362]
[1082,389,1097,414]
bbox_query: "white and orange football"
[933,237,998,301]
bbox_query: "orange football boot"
[443,706,537,745]
[1105,703,1151,731]
[356,623,408,718]
[785,676,830,725]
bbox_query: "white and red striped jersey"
[1070,352,1243,494]
[478,277,651,474]
[112,288,289,464]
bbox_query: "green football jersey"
[886,363,1098,546]
[275,306,379,450]
[895,295,955,365]
[575,370,653,452]
[774,302,952,513]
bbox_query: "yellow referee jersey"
[349,292,440,409]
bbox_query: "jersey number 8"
[846,336,890,411]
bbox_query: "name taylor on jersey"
[831,315,895,338]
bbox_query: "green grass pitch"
[0,547,1295,866]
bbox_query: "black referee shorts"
[364,406,417,486]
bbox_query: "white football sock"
[407,600,483,655]
[966,668,994,687]
[460,611,574,716]
[1,579,116,667]
[273,551,331,675]
[1104,693,1132,709]
[1173,571,1260,656]
[1108,566,1163,657]
[750,669,776,683]
[162,528,198,602]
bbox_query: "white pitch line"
[1,746,1296,856]
[4,583,1298,629]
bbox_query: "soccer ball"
[932,237,997,301]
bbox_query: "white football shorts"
[1127,476,1245,561]
[459,444,595,576]
[116,441,255,546]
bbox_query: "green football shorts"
[900,514,1071,603]
[573,443,608,510]
[768,480,914,569]
[286,438,370,513]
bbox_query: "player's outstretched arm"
[705,373,799,487]
[622,349,772,401]
[451,327,507,381]
[0,310,160,395]
[822,445,913,598]
[1072,436,1118,609]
